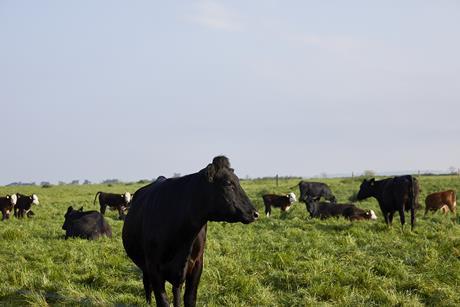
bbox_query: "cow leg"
[100,203,106,215]
[388,212,394,225]
[265,205,271,218]
[148,269,169,307]
[117,207,125,220]
[398,208,405,229]
[173,285,182,307]
[142,270,152,305]
[184,259,203,307]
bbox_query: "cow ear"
[205,163,216,183]
[67,206,73,214]
[78,207,83,212]
[370,178,375,185]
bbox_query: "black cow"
[296,181,336,203]
[357,175,418,230]
[262,192,296,217]
[94,191,131,219]
[14,193,39,218]
[122,156,259,306]
[306,200,377,221]
[0,194,17,220]
[62,206,112,240]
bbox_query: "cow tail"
[409,176,416,231]
[94,191,101,206]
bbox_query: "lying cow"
[14,193,39,218]
[307,200,377,221]
[425,190,456,215]
[122,156,258,306]
[94,191,131,219]
[62,206,112,240]
[296,181,336,203]
[0,194,17,220]
[262,192,296,217]
[357,175,418,230]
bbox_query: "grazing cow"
[122,156,259,306]
[306,200,377,221]
[0,194,17,220]
[424,190,456,215]
[94,191,131,219]
[296,181,336,203]
[357,175,418,230]
[62,206,112,240]
[262,192,296,217]
[14,193,39,218]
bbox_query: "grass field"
[1,175,460,306]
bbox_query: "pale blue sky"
[1,0,459,184]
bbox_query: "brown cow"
[424,190,456,215]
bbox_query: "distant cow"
[0,194,17,220]
[94,191,131,219]
[262,192,296,217]
[122,156,259,306]
[425,190,456,215]
[357,175,418,230]
[296,181,336,203]
[62,206,112,240]
[307,200,377,221]
[14,193,39,218]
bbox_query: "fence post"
[276,174,279,187]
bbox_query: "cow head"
[366,209,377,220]
[62,206,76,230]
[287,192,297,204]
[204,156,259,224]
[123,192,132,204]
[357,178,376,200]
[32,194,39,205]
[10,194,18,206]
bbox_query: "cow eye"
[224,180,232,186]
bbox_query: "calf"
[14,193,39,218]
[122,156,259,306]
[0,194,17,220]
[296,181,336,203]
[94,191,131,219]
[62,206,112,240]
[306,200,376,221]
[424,190,456,215]
[262,192,296,217]
[357,175,418,230]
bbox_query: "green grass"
[1,176,460,306]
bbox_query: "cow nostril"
[253,211,259,219]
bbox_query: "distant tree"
[448,166,458,175]
[58,181,66,185]
[70,180,79,185]
[363,170,376,177]
[320,172,328,178]
[41,181,52,188]
[83,179,91,185]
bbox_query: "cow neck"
[371,180,386,202]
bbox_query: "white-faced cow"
[0,194,17,220]
[425,190,456,215]
[94,191,131,220]
[62,206,112,240]
[122,156,259,306]
[14,193,39,218]
[296,181,336,203]
[357,175,418,230]
[262,192,296,217]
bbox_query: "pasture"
[1,175,460,306]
